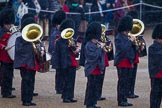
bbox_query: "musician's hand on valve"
[73,47,80,54]
[129,36,136,42]
[100,42,105,49]
[141,45,145,51]
[40,50,45,57]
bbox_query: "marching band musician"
[14,18,44,106]
[52,18,80,103]
[49,10,66,94]
[83,22,105,108]
[148,23,162,108]
[0,7,16,98]
[114,15,135,107]
[126,10,147,99]
[96,24,110,101]
[21,13,39,97]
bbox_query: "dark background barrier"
[0,0,162,27]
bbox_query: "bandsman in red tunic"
[148,23,162,108]
[49,10,66,94]
[114,16,135,107]
[82,22,105,108]
[14,17,44,106]
[52,18,80,103]
[0,7,16,98]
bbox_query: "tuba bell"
[128,19,146,56]
[22,23,50,73]
[22,23,43,42]
[128,19,144,37]
[61,28,76,51]
[61,28,74,39]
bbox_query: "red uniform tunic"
[134,52,139,64]
[91,53,109,75]
[116,58,133,68]
[155,71,162,78]
[21,60,39,71]
[70,52,78,67]
[0,32,13,63]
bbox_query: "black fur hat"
[127,10,138,19]
[85,22,102,41]
[118,15,133,33]
[152,23,162,39]
[21,13,35,23]
[59,18,75,32]
[0,7,15,27]
[21,17,36,31]
[52,10,66,26]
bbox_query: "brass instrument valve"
[68,38,77,51]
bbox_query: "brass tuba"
[61,28,74,39]
[61,28,81,69]
[128,19,144,37]
[22,23,43,42]
[22,23,43,55]
[128,19,146,56]
[61,28,76,51]
[22,23,50,73]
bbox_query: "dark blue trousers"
[128,64,138,95]
[150,78,162,108]
[1,62,13,96]
[96,69,106,98]
[55,68,64,93]
[20,68,36,103]
[84,75,100,107]
[117,67,131,103]
[62,66,76,100]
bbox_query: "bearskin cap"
[117,15,133,33]
[21,13,35,23]
[52,10,66,26]
[152,23,162,39]
[85,21,102,41]
[59,18,75,32]
[0,7,15,27]
[21,17,36,31]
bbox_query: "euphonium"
[22,23,50,72]
[128,19,145,47]
[129,19,144,37]
[22,23,44,57]
[61,28,76,51]
[22,23,43,42]
[99,24,112,52]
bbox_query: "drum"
[7,32,21,60]
[37,61,50,73]
[37,53,51,73]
